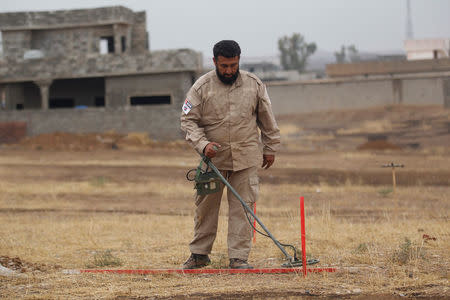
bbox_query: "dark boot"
[182,253,211,269]
[229,258,253,269]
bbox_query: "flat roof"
[0,6,140,31]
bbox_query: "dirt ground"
[0,105,449,299]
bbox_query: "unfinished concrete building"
[0,6,202,140]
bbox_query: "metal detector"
[187,154,319,268]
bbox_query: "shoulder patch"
[182,98,193,114]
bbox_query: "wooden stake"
[382,162,404,196]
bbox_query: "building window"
[95,97,105,107]
[99,36,115,54]
[121,36,126,52]
[0,31,3,57]
[49,98,75,109]
[130,95,171,106]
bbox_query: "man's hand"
[203,142,221,158]
[262,154,275,169]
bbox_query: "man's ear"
[213,57,216,65]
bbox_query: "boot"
[229,258,253,269]
[182,253,211,269]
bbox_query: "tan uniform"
[180,70,280,260]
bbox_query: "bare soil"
[0,105,449,299]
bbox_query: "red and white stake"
[300,196,307,276]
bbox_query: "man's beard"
[216,67,239,85]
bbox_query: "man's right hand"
[203,142,221,158]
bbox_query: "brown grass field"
[0,105,449,299]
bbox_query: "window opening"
[0,31,3,57]
[99,36,114,54]
[130,95,171,106]
[49,98,75,109]
[16,103,24,110]
[121,36,126,52]
[95,97,105,107]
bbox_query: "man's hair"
[213,40,241,59]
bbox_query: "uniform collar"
[229,72,243,92]
[213,70,243,91]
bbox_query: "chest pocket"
[202,91,227,122]
[238,89,256,118]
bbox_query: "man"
[180,40,280,269]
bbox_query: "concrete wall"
[267,75,449,115]
[402,77,445,105]
[0,6,135,30]
[30,25,115,58]
[0,49,201,83]
[1,30,31,60]
[327,58,450,77]
[106,72,193,108]
[444,78,450,108]
[0,71,194,139]
[0,6,147,61]
[131,12,148,54]
[0,107,184,140]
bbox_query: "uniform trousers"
[189,166,258,260]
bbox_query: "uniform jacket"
[180,70,281,171]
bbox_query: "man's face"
[213,55,240,85]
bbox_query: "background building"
[0,6,202,140]
[404,38,450,60]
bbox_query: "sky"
[0,0,449,59]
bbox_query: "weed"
[392,237,425,265]
[86,250,122,268]
[378,188,393,197]
[354,243,369,254]
[90,176,108,187]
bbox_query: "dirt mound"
[278,105,449,152]
[0,256,53,273]
[357,140,402,151]
[14,131,189,151]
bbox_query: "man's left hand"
[262,154,275,169]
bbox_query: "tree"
[347,44,360,62]
[278,33,317,73]
[334,44,360,63]
[334,46,346,63]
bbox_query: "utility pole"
[406,0,414,40]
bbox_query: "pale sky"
[0,0,449,58]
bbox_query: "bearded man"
[180,40,280,269]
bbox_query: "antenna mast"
[406,0,414,40]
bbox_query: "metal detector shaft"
[202,155,293,261]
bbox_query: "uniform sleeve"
[180,87,210,154]
[256,84,281,155]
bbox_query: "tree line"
[278,33,359,73]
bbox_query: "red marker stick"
[300,196,307,276]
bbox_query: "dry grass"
[0,147,449,299]
[1,105,449,298]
